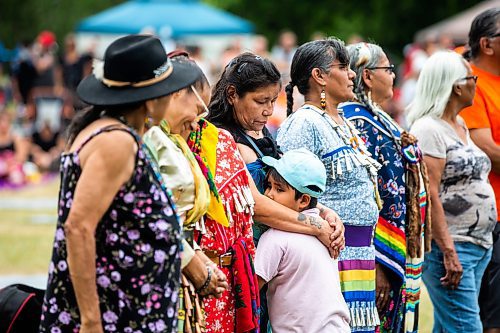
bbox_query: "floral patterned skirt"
[203,267,235,333]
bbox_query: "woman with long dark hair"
[207,52,345,331]
[278,38,381,333]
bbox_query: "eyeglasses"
[366,64,395,73]
[190,85,209,119]
[458,75,478,83]
[489,32,500,38]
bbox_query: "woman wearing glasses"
[278,38,382,333]
[408,51,496,333]
[342,43,431,333]
[143,53,230,332]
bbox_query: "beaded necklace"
[304,104,380,175]
[303,104,382,208]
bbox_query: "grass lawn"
[0,180,58,274]
[0,180,435,330]
[419,285,434,332]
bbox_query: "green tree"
[0,0,123,48]
[207,0,481,57]
[0,0,483,58]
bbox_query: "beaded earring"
[145,115,154,129]
[320,87,326,110]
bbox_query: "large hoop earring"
[320,87,326,110]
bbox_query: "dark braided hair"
[286,37,349,116]
[468,8,500,59]
[207,52,281,128]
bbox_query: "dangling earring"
[145,114,153,129]
[320,87,326,110]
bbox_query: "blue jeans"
[423,241,492,333]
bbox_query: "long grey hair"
[346,42,386,114]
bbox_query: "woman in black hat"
[39,35,204,333]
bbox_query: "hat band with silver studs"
[101,58,174,88]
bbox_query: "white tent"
[414,0,500,43]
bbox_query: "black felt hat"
[77,34,201,106]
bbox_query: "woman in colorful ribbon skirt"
[342,42,431,333]
[278,37,381,332]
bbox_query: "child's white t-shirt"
[255,208,350,332]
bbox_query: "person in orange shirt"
[460,8,500,333]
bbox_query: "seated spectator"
[0,110,29,187]
[255,148,350,333]
[31,121,63,172]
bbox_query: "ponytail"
[66,106,104,145]
[285,82,295,116]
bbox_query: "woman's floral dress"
[39,125,182,333]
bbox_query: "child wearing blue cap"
[254,148,350,332]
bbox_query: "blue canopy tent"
[76,0,254,38]
[0,42,12,62]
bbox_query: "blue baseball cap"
[262,148,326,198]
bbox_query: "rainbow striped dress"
[343,102,427,333]
[278,105,381,332]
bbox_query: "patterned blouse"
[277,104,380,333]
[411,116,497,248]
[39,125,182,333]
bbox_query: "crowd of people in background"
[0,31,92,187]
[0,24,471,189]
[0,6,499,333]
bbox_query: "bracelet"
[196,265,212,294]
